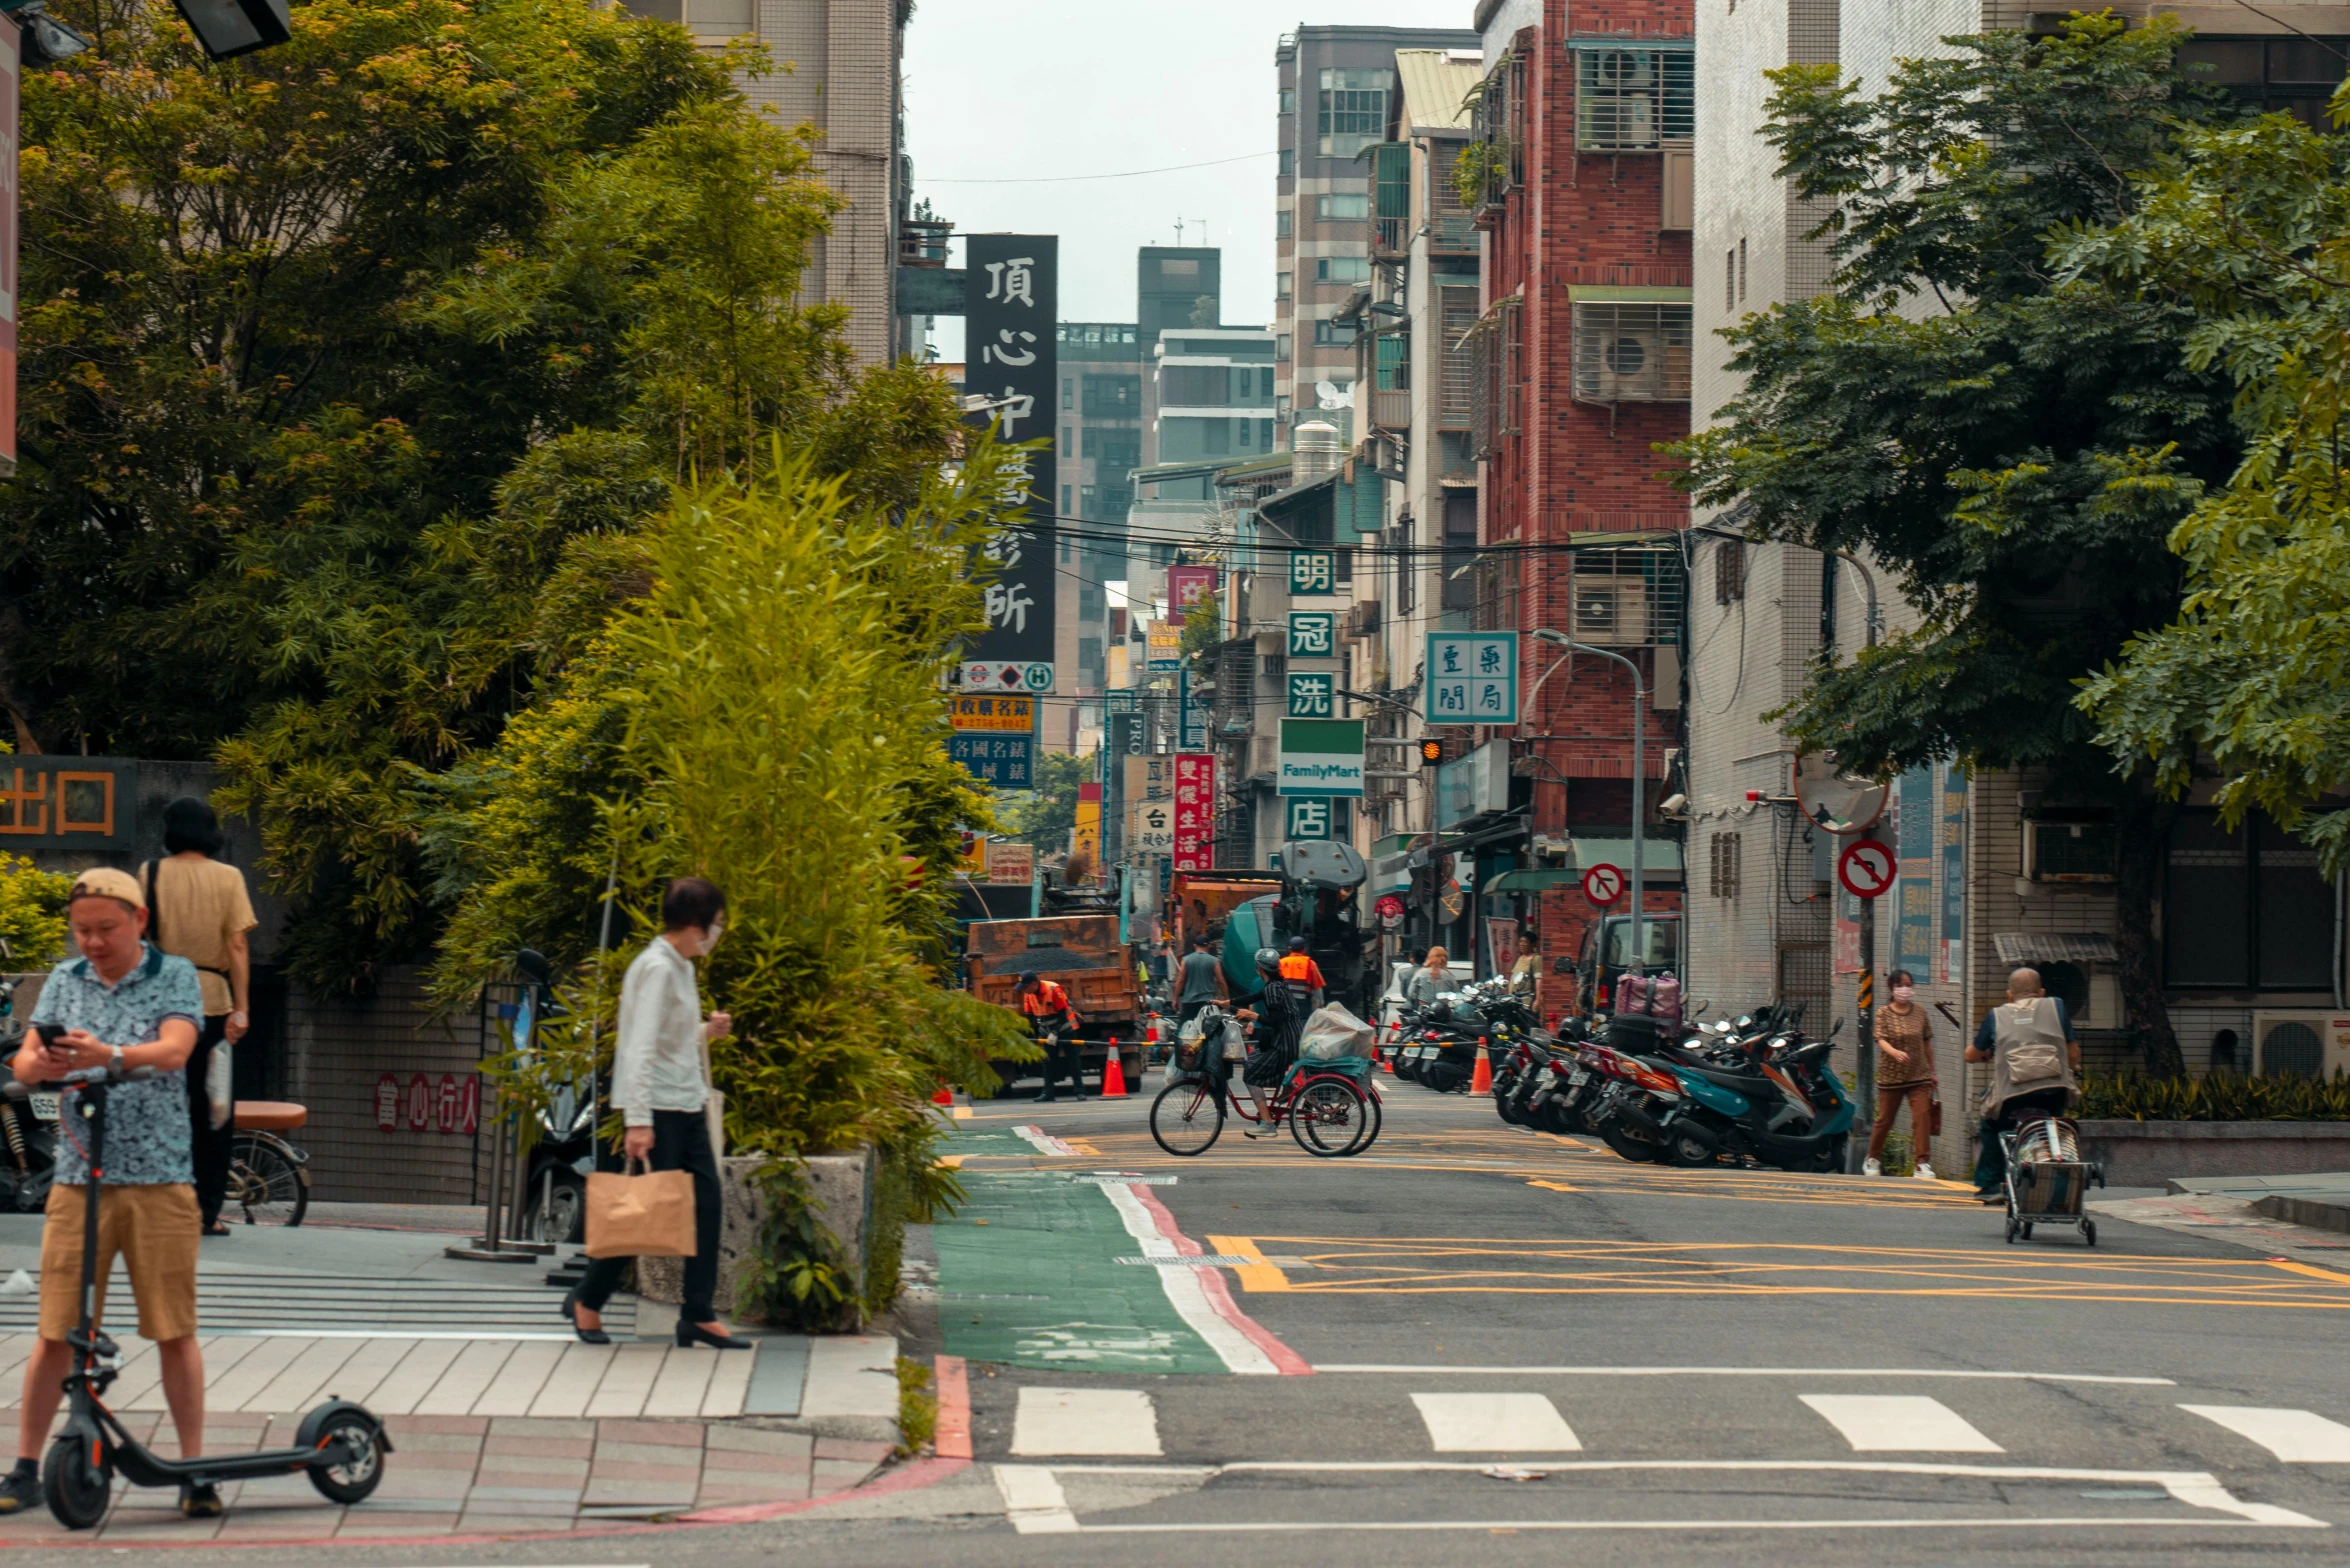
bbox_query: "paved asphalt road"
[93,1081,2350,1566]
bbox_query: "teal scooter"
[5,1056,391,1529]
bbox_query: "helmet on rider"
[1253,948,1283,979]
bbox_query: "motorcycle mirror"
[1736,1015,1752,1029]
[1828,1018,1845,1040]
[516,948,555,987]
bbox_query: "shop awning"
[1992,932,2119,966]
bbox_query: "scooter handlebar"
[0,1063,156,1099]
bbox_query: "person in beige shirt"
[143,797,258,1236]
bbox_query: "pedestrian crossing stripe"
[2182,1404,2350,1463]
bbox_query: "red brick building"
[1465,0,1693,1014]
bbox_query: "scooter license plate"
[1568,1068,1588,1087]
[27,1093,59,1121]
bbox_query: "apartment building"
[1274,24,1480,446]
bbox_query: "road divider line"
[1206,1234,1293,1294]
[1309,1365,2178,1383]
[1013,1125,1080,1156]
[1097,1183,1277,1375]
[2181,1405,2350,1462]
[1119,1184,1312,1376]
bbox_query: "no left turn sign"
[1581,863,1626,907]
[1837,838,1897,900]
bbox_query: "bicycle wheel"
[229,1133,310,1227]
[1288,1077,1370,1158]
[1149,1078,1226,1156]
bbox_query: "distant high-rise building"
[1138,248,1223,341]
[1274,23,1477,444]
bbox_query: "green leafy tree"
[1001,748,1092,857]
[0,854,73,970]
[1672,17,2246,1075]
[2070,95,2350,875]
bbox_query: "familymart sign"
[1277,718,1364,798]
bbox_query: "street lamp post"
[1530,630,1646,960]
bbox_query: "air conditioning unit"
[2021,818,2117,883]
[1572,579,1650,646]
[2252,1011,2350,1079]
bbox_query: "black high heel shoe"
[562,1289,611,1346]
[676,1321,751,1351]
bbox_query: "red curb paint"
[934,1353,973,1460]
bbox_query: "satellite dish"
[1315,380,1354,410]
[1794,751,1887,836]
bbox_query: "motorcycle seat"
[1672,1061,1774,1097]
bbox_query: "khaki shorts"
[39,1182,201,1343]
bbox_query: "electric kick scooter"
[4,1062,391,1529]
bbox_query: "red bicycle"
[1149,1058,1381,1158]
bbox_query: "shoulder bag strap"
[142,860,162,948]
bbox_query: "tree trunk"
[2113,788,2183,1078]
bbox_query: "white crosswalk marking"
[1411,1392,1582,1452]
[1011,1386,1163,1456]
[1800,1394,2004,1453]
[2181,1405,2350,1462]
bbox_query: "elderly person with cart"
[1965,966,2081,1203]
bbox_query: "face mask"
[1892,985,1915,1003]
[704,918,726,953]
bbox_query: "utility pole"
[1532,630,1645,955]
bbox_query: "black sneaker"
[0,1466,38,1514]
[179,1480,225,1518]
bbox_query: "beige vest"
[1984,995,2074,1114]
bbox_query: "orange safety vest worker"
[1020,980,1075,1020]
[1278,953,1326,990]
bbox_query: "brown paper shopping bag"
[584,1161,695,1258]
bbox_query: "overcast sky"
[903,0,1473,359]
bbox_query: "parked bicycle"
[224,1101,312,1227]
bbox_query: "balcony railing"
[1373,216,1406,256]
[1428,214,1477,254]
[1369,387,1412,433]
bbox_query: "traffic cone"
[932,1082,953,1107]
[1470,1037,1494,1096]
[1101,1041,1128,1098]
[1382,1022,1398,1073]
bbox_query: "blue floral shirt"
[28,944,204,1186]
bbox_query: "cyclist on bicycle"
[1231,948,1309,1138]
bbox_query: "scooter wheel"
[301,1403,388,1505]
[2004,1217,2019,1245]
[43,1433,111,1530]
[2081,1218,2097,1248]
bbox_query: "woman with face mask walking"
[1865,969,1938,1179]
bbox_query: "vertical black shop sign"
[964,235,1059,680]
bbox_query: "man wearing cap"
[3,869,211,1517]
[1015,972,1084,1102]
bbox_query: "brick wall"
[283,966,495,1206]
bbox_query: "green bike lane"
[931,1119,1303,1377]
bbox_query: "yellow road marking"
[937,1155,967,1168]
[1207,1234,1292,1293]
[2268,1255,2350,1288]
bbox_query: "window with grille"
[1316,192,1370,221]
[1575,47,1695,151]
[1438,285,1479,431]
[1571,302,1692,402]
[1466,297,1523,457]
[1318,68,1394,158]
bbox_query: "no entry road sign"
[1582,863,1626,907]
[1837,837,1897,900]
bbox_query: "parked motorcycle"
[0,960,58,1214]
[1591,1013,1853,1172]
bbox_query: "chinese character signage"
[1285,797,1332,840]
[1167,564,1219,613]
[1072,782,1102,871]
[1173,753,1216,872]
[1425,631,1519,726]
[965,234,1058,675]
[1277,719,1364,798]
[948,733,1035,790]
[987,841,1036,886]
[1179,668,1208,750]
[1289,550,1336,597]
[1146,619,1182,672]
[1287,611,1336,659]
[1129,800,1174,855]
[1286,671,1335,718]
[950,695,1035,732]
[0,758,138,849]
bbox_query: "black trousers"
[575,1109,722,1325]
[1033,1020,1083,1097]
[186,1016,234,1228]
[1972,1086,2072,1192]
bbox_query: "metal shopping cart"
[2001,1115,2104,1246]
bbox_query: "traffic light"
[1418,737,1444,767]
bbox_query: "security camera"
[1659,792,1689,816]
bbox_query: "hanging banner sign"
[965,234,1059,672]
[1168,564,1219,612]
[1173,752,1216,871]
[951,694,1036,732]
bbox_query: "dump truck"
[965,914,1145,1094]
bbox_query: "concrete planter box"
[636,1148,876,1324]
[2077,1120,2350,1188]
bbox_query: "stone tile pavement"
[0,1410,896,1545]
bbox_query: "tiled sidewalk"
[0,1411,894,1545]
